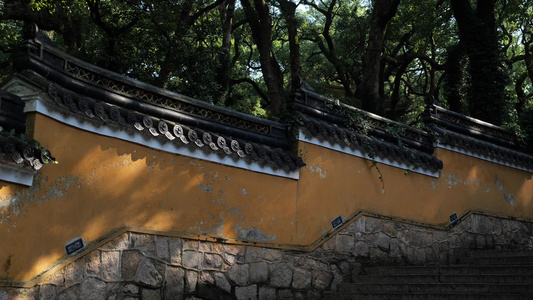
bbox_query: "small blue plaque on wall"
[449,212,459,225]
[65,237,85,256]
[331,216,344,229]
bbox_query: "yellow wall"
[0,113,532,283]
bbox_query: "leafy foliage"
[1,0,533,150]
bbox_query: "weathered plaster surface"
[0,114,533,284]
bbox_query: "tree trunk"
[444,44,465,113]
[241,0,285,115]
[278,0,302,89]
[450,0,510,125]
[214,0,235,105]
[360,0,400,114]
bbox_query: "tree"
[449,0,510,125]
[240,0,285,115]
[359,0,401,114]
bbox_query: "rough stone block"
[80,278,106,300]
[249,262,269,283]
[235,285,257,300]
[409,230,432,247]
[291,268,311,290]
[13,286,39,300]
[156,236,170,262]
[353,241,369,256]
[227,263,249,286]
[141,287,161,300]
[43,266,64,286]
[100,233,130,250]
[245,247,263,263]
[223,253,236,265]
[397,230,409,245]
[339,261,351,275]
[493,219,502,235]
[185,270,199,293]
[263,249,282,261]
[355,218,365,232]
[377,232,391,252]
[63,259,85,289]
[169,238,183,265]
[164,266,185,299]
[312,271,333,291]
[102,251,120,281]
[390,238,401,257]
[199,241,212,252]
[0,289,8,300]
[335,235,354,254]
[414,247,427,265]
[258,286,276,300]
[269,263,292,288]
[364,217,381,233]
[121,250,141,281]
[199,271,215,285]
[38,284,57,300]
[214,272,231,293]
[57,284,80,300]
[277,289,293,299]
[183,240,199,251]
[204,253,223,269]
[330,272,343,292]
[320,237,336,251]
[182,251,202,269]
[131,233,156,255]
[212,243,224,253]
[85,250,101,277]
[135,258,163,287]
[425,246,436,263]
[123,283,139,294]
[223,244,243,255]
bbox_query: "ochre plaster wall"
[0,114,299,282]
[297,143,533,246]
[0,113,532,283]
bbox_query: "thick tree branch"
[230,78,269,104]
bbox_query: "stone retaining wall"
[1,213,532,299]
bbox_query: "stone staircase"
[326,249,533,299]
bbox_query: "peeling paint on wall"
[45,176,78,200]
[443,172,461,187]
[495,176,516,205]
[198,182,213,193]
[227,206,244,222]
[0,175,79,225]
[307,165,327,179]
[236,225,277,241]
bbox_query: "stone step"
[353,274,533,284]
[336,283,533,294]
[458,255,533,265]
[323,292,533,300]
[365,265,533,276]
[469,249,533,258]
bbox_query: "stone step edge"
[469,250,533,258]
[339,283,533,287]
[364,264,533,274]
[324,292,533,296]
[352,274,533,281]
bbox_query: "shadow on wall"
[0,118,291,282]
